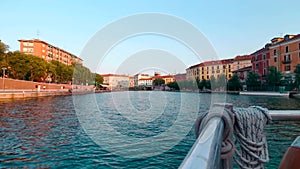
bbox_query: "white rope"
[233,106,271,169]
[195,105,271,169]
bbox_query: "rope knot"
[195,103,236,159]
[195,104,271,169]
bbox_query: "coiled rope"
[195,104,271,169]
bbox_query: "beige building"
[134,74,152,87]
[101,74,130,90]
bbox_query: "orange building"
[152,73,175,84]
[232,55,252,72]
[269,34,300,75]
[18,39,83,66]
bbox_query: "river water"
[1,91,300,168]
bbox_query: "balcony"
[282,60,291,64]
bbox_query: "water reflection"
[0,93,299,168]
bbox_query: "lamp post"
[2,67,7,91]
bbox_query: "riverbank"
[0,90,72,99]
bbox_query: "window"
[284,54,291,62]
[263,69,266,76]
[202,76,204,80]
[285,65,291,71]
[256,63,259,70]
[207,75,209,79]
[264,62,266,68]
[42,44,45,47]
[263,54,266,60]
[286,46,289,53]
[274,49,277,55]
[217,66,219,69]
[274,57,277,62]
[299,43,300,50]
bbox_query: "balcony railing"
[282,60,291,64]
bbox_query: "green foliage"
[246,72,260,91]
[227,74,241,91]
[0,41,9,56]
[95,73,104,88]
[153,78,165,86]
[216,74,227,91]
[167,81,179,90]
[177,80,198,91]
[294,64,300,89]
[0,51,100,84]
[266,66,281,91]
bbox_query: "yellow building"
[186,59,234,81]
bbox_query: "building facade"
[186,59,234,81]
[174,73,187,81]
[18,39,83,65]
[134,74,152,87]
[269,34,300,76]
[101,74,130,90]
[232,55,252,72]
[152,73,174,84]
[251,45,270,81]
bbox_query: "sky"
[1,0,300,75]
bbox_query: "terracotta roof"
[251,47,269,55]
[152,75,174,79]
[234,55,252,61]
[270,34,300,46]
[139,78,152,80]
[188,59,234,69]
[101,74,129,77]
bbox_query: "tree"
[210,76,217,91]
[95,74,104,88]
[266,66,281,91]
[167,81,179,90]
[216,74,227,91]
[294,64,300,89]
[153,78,165,86]
[228,74,241,91]
[196,77,201,90]
[246,72,260,91]
[0,41,9,56]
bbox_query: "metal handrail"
[179,109,300,169]
[179,117,224,169]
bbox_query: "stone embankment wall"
[0,78,72,90]
[0,78,95,99]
